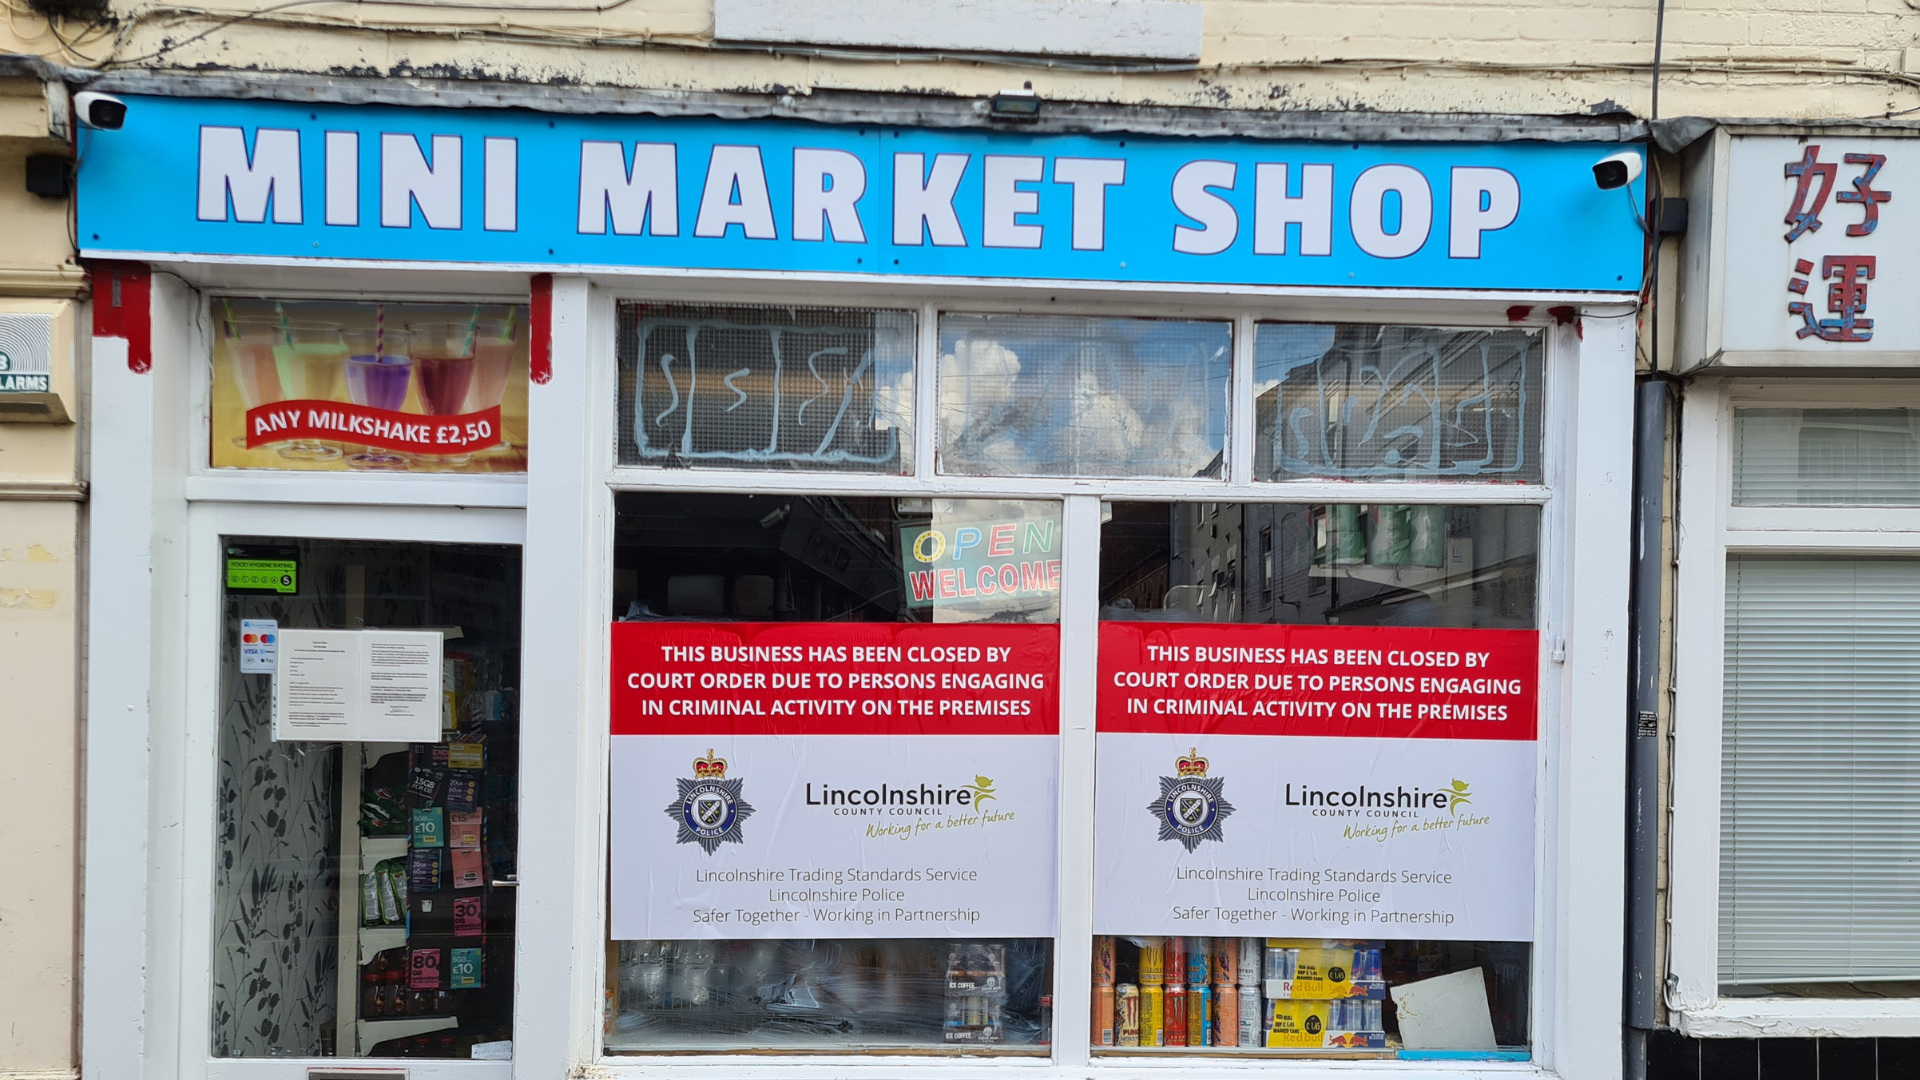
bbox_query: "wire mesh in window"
[1734,409,1920,505]
[1721,557,1920,989]
[1254,324,1543,483]
[937,314,1229,480]
[617,303,914,473]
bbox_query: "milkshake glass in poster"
[1094,623,1538,941]
[609,621,1060,940]
[209,297,529,473]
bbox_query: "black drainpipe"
[1624,377,1670,1080]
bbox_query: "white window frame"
[1668,379,1920,1038]
[85,265,1634,1080]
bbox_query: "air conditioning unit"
[0,308,73,424]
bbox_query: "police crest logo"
[664,749,755,855]
[1148,747,1235,852]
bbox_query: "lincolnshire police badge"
[665,749,754,855]
[1148,748,1234,852]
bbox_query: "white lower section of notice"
[1094,733,1536,941]
[610,734,1059,940]
[714,0,1203,60]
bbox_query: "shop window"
[210,298,529,473]
[1733,408,1920,505]
[1254,324,1543,484]
[605,494,1060,1053]
[938,313,1229,479]
[616,303,915,473]
[211,538,521,1059]
[1089,502,1537,1059]
[1720,556,1920,990]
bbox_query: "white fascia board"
[715,0,1204,61]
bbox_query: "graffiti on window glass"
[620,306,914,472]
[1256,324,1543,483]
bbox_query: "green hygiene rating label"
[226,558,297,593]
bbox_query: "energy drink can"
[1186,938,1211,986]
[1238,939,1262,986]
[1139,984,1163,1047]
[1116,984,1140,1047]
[1093,984,1115,1045]
[1214,980,1238,1046]
[1237,986,1261,1047]
[1093,936,1115,986]
[1138,940,1165,986]
[1328,999,1347,1031]
[1365,999,1383,1033]
[1189,984,1212,1047]
[1263,947,1287,981]
[1164,983,1188,1047]
[1163,938,1186,987]
[1212,937,1238,987]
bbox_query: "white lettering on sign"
[982,155,1045,249]
[381,133,462,230]
[1254,162,1334,256]
[484,137,518,232]
[1350,164,1433,259]
[893,152,969,247]
[1448,166,1521,258]
[578,141,679,236]
[1051,157,1126,251]
[695,145,778,239]
[1171,159,1238,255]
[324,131,358,227]
[197,126,303,224]
[792,148,867,243]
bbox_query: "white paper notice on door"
[272,628,444,742]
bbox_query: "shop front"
[76,91,1642,1080]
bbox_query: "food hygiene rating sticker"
[1150,747,1235,852]
[666,749,755,855]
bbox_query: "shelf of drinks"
[1093,1046,1397,1059]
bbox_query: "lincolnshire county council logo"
[665,749,754,855]
[1149,748,1235,852]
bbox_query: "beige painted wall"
[15,0,1920,120]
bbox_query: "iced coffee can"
[1116,983,1141,1047]
[1093,936,1115,986]
[1214,980,1238,1046]
[1093,984,1115,1045]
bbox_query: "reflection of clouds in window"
[938,314,1229,479]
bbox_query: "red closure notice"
[611,622,1059,736]
[244,401,504,454]
[1098,623,1538,740]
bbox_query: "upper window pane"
[1734,408,1920,505]
[617,303,915,473]
[1255,324,1543,484]
[938,313,1229,479]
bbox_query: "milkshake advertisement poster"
[209,297,529,473]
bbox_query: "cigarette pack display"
[1262,999,1386,1050]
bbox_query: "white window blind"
[1721,556,1920,986]
[1733,408,1920,505]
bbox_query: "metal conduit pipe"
[1624,377,1670,1080]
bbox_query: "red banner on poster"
[244,400,503,454]
[1098,623,1538,740]
[611,622,1059,736]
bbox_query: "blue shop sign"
[78,95,1644,292]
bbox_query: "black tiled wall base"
[1649,1033,1920,1080]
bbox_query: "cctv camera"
[73,92,127,131]
[1593,150,1643,191]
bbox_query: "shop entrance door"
[172,501,526,1080]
